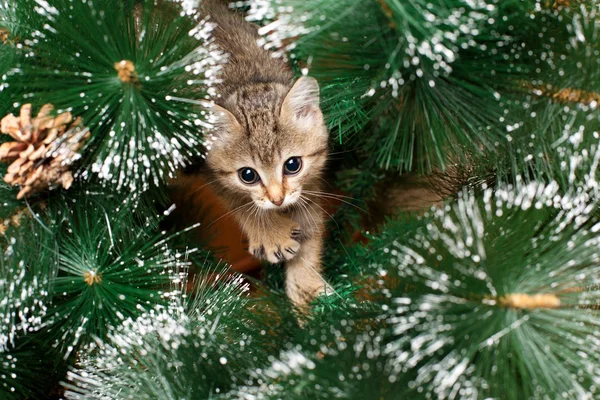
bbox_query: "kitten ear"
[280,77,322,123]
[210,104,242,135]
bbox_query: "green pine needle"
[248,0,595,178]
[482,98,600,191]
[377,182,600,399]
[5,0,222,193]
[0,166,23,218]
[42,195,197,357]
[62,264,274,399]
[0,340,64,400]
[0,210,55,353]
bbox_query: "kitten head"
[206,77,328,210]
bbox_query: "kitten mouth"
[255,200,295,211]
[255,192,300,210]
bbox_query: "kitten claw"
[253,245,265,259]
[274,246,285,262]
[290,229,302,242]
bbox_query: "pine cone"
[0,104,89,199]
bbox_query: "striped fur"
[202,1,331,308]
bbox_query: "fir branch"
[41,195,196,358]
[375,182,600,399]
[0,341,64,400]
[0,210,55,353]
[5,0,223,193]
[62,264,278,399]
[249,0,598,180]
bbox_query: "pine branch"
[0,165,23,217]
[4,0,223,194]
[371,182,600,399]
[40,194,197,358]
[249,0,597,180]
[488,97,600,191]
[0,207,54,353]
[0,9,19,123]
[0,340,65,400]
[62,264,281,399]
[0,204,61,399]
[208,181,600,400]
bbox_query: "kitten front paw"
[248,226,301,264]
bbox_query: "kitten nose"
[266,185,285,207]
[270,197,284,207]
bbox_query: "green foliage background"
[1,0,600,399]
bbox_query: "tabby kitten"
[202,1,331,307]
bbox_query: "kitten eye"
[284,157,302,175]
[238,167,260,184]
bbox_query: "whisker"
[337,238,359,271]
[240,203,257,237]
[257,205,267,240]
[205,200,254,229]
[303,189,366,202]
[315,176,337,192]
[301,195,340,231]
[190,178,221,194]
[304,189,366,204]
[326,146,367,156]
[294,196,312,227]
[297,196,319,231]
[303,191,371,215]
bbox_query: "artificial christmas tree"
[1,0,600,399]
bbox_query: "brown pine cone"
[0,104,89,199]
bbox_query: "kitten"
[201,0,331,308]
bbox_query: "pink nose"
[271,197,284,206]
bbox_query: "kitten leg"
[285,233,331,308]
[232,207,332,308]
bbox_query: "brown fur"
[201,1,331,308]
